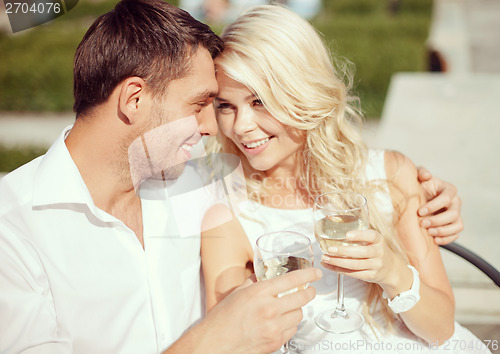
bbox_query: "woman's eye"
[252,99,263,107]
[216,103,234,114]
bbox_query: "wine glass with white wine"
[254,231,314,354]
[313,191,369,334]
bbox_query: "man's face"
[128,48,219,187]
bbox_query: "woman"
[201,5,485,353]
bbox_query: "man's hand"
[417,167,463,245]
[167,267,321,354]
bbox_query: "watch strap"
[382,265,420,314]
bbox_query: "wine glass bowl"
[313,191,369,334]
[254,231,314,294]
[254,231,314,352]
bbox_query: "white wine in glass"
[315,214,368,250]
[254,231,314,353]
[313,191,369,334]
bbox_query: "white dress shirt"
[0,127,217,353]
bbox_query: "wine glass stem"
[334,273,347,317]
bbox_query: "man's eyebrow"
[216,93,256,102]
[192,89,218,101]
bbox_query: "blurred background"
[1,0,499,348]
[0,0,434,171]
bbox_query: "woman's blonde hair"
[210,4,408,331]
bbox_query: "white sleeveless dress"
[235,150,490,353]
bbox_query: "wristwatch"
[383,265,420,314]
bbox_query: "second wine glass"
[254,231,314,353]
[313,191,369,334]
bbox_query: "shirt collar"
[32,126,97,208]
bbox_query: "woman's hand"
[320,229,410,293]
[417,167,463,245]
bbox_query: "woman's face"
[215,72,305,175]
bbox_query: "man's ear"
[117,77,148,125]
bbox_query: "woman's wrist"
[380,261,414,300]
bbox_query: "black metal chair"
[440,242,500,287]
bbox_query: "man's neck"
[65,115,145,248]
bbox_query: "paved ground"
[464,0,500,73]
[0,113,75,148]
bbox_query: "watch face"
[399,295,417,307]
[387,265,420,313]
[391,295,417,313]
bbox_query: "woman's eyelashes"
[252,99,263,108]
[216,99,263,114]
[215,101,235,114]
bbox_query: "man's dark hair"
[73,0,223,116]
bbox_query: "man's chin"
[159,163,187,181]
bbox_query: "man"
[0,1,320,353]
